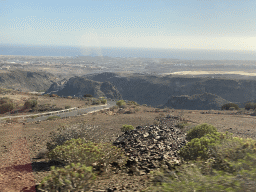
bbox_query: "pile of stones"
[113,115,187,174]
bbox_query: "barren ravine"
[0,123,36,192]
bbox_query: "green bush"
[186,123,217,141]
[221,103,239,110]
[120,124,134,132]
[24,99,38,109]
[245,102,256,110]
[116,100,126,108]
[38,163,96,192]
[100,99,107,104]
[179,132,225,161]
[127,100,138,105]
[47,138,127,170]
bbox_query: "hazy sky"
[1,0,256,51]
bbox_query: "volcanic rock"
[113,115,187,173]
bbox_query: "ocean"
[0,44,256,60]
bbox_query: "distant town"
[1,55,256,80]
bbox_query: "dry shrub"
[47,138,127,172]
[23,99,37,109]
[151,133,256,192]
[38,163,96,192]
[47,123,98,151]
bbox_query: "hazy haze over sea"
[1,44,256,60]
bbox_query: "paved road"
[0,100,117,123]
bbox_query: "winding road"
[0,99,118,123]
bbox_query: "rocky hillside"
[0,70,57,92]
[45,78,68,94]
[164,92,230,110]
[85,72,256,108]
[45,76,122,99]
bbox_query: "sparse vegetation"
[47,115,61,121]
[3,86,256,191]
[0,97,15,114]
[245,102,256,110]
[175,121,188,129]
[31,115,39,119]
[120,124,134,132]
[109,105,118,111]
[150,124,256,192]
[100,98,107,104]
[179,131,226,161]
[38,163,96,192]
[186,123,217,141]
[116,100,126,108]
[127,100,138,106]
[221,103,239,110]
[65,105,71,109]
[84,94,93,98]
[47,138,127,171]
[0,88,12,94]
[47,123,97,151]
[134,106,140,112]
[92,99,101,105]
[23,99,38,109]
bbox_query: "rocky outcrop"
[44,78,68,94]
[46,76,122,99]
[113,115,186,174]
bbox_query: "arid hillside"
[0,70,57,92]
[164,92,230,110]
[84,72,256,109]
[45,76,122,99]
